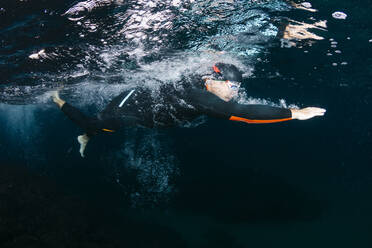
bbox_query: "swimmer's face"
[205,79,240,102]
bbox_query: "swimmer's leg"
[52,91,98,157]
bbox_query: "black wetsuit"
[61,84,292,136]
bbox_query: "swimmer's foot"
[51,90,66,108]
[77,134,90,158]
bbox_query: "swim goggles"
[226,80,241,91]
[204,79,241,91]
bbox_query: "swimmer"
[52,63,326,157]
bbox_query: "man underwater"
[52,63,326,157]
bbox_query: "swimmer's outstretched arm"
[227,104,326,124]
[189,89,326,123]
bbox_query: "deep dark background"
[1,0,372,247]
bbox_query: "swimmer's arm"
[227,104,293,124]
[226,104,326,123]
[188,89,326,123]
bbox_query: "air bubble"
[326,53,332,56]
[331,41,338,45]
[335,50,342,54]
[301,2,312,8]
[341,62,348,65]
[332,63,338,66]
[332,11,347,20]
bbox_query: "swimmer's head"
[205,79,240,102]
[212,63,243,82]
[202,63,242,101]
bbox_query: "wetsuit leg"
[61,103,101,136]
[61,102,142,135]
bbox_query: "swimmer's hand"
[291,107,326,120]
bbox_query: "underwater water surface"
[1,0,372,247]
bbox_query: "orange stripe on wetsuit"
[229,115,292,124]
[102,128,115,132]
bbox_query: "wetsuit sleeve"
[227,104,292,123]
[187,89,292,124]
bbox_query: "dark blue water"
[1,0,372,247]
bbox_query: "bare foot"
[51,91,65,108]
[77,134,90,158]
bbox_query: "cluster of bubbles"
[102,128,179,207]
[326,38,348,67]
